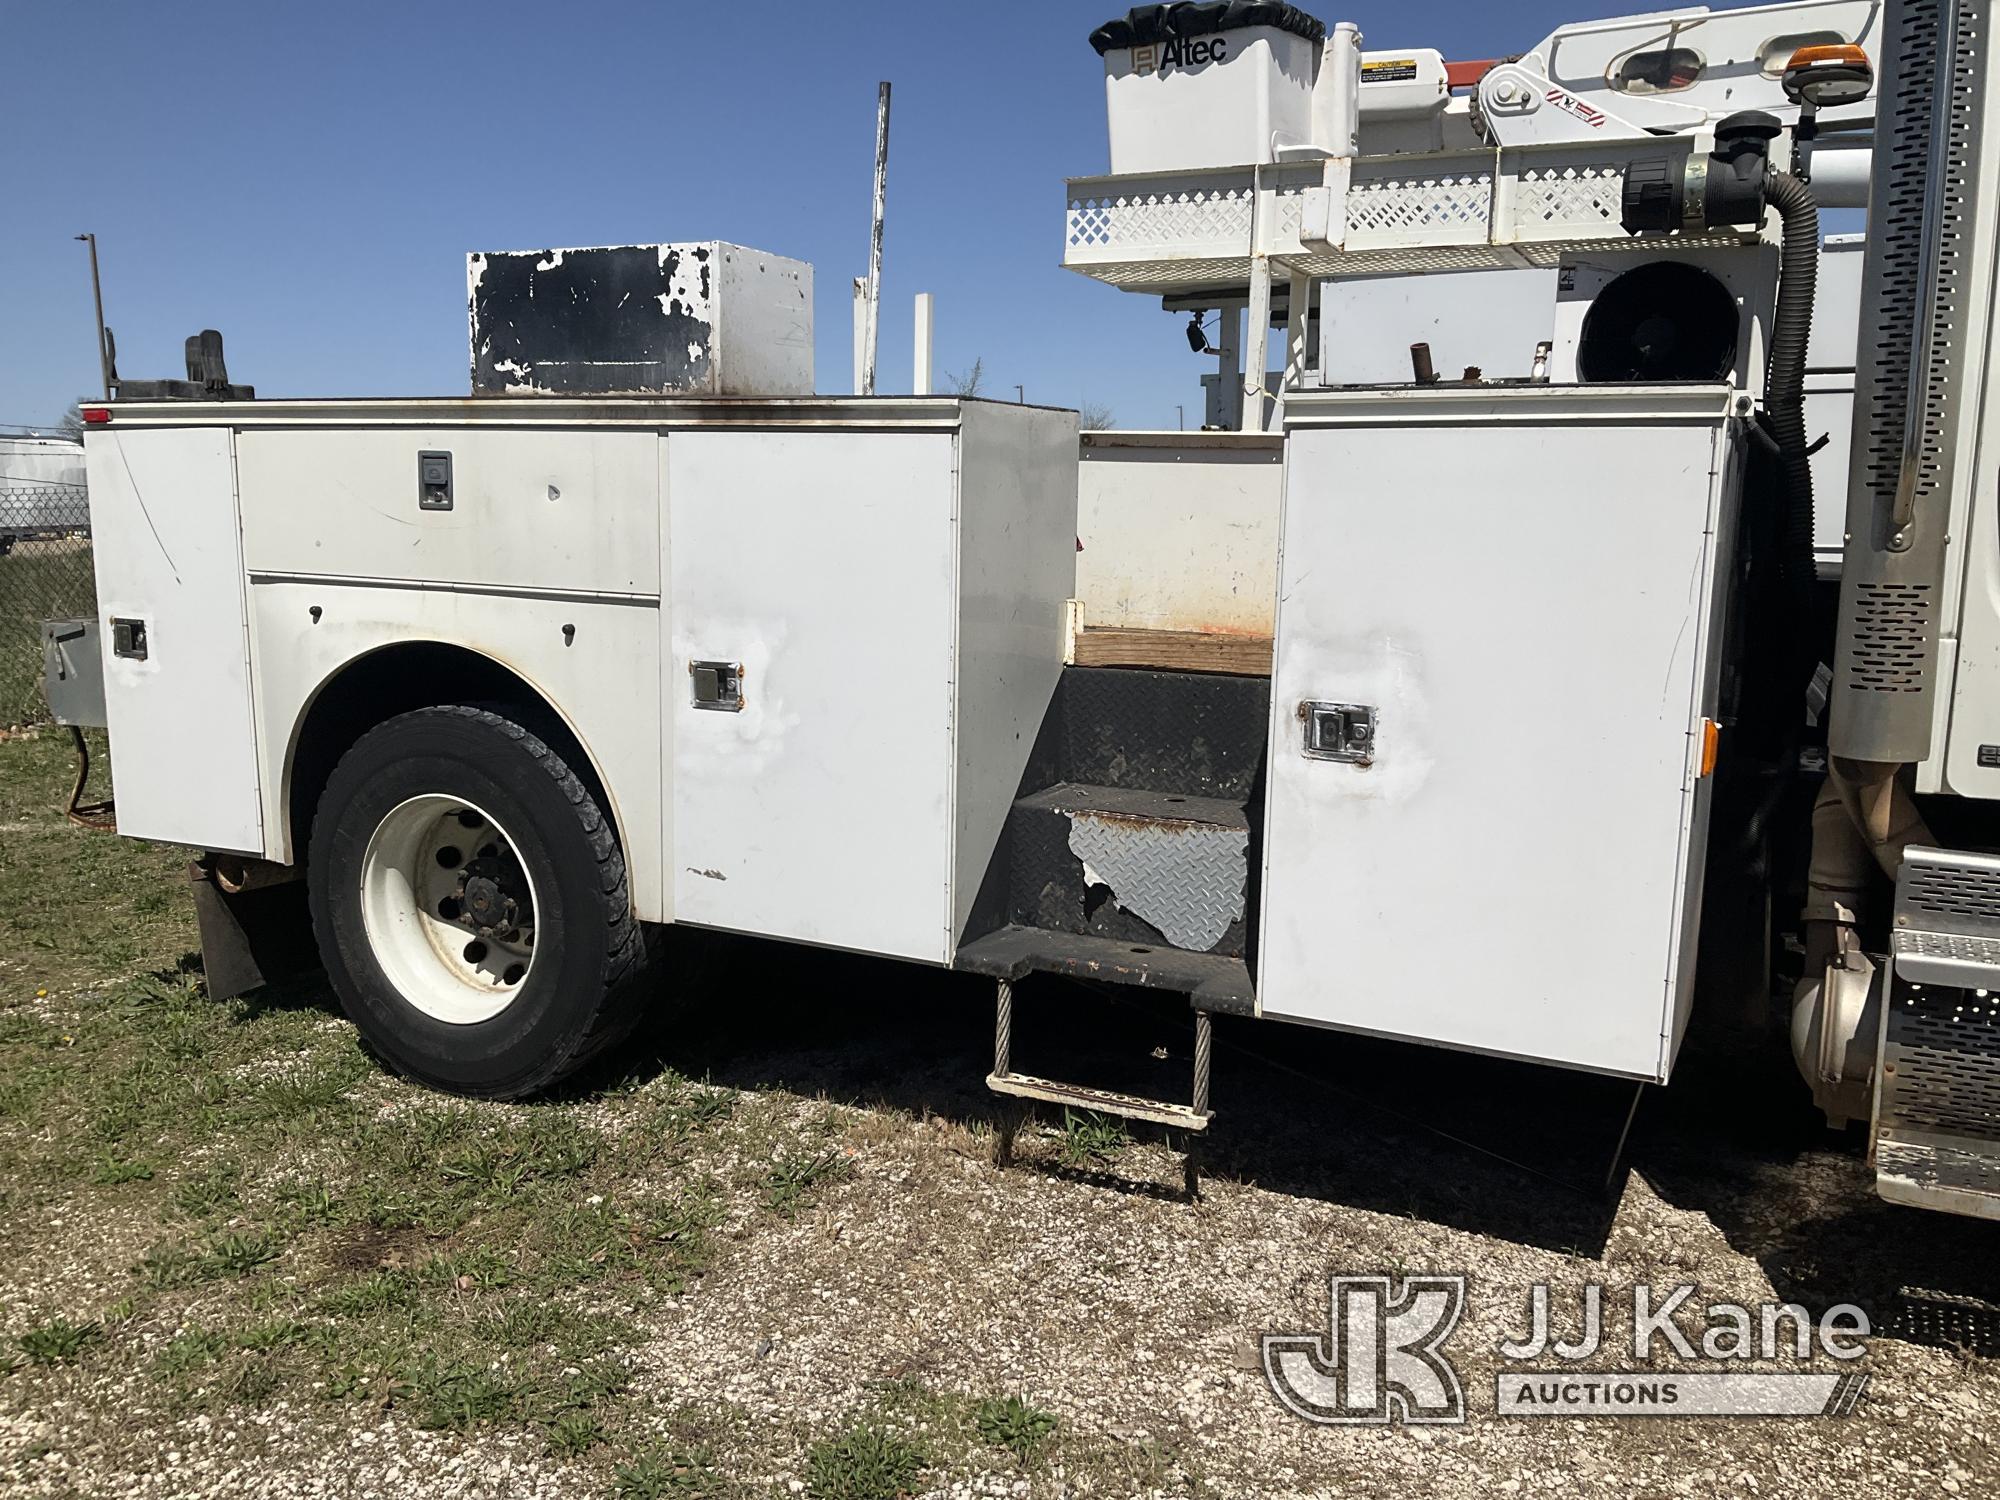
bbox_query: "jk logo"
[1263,1275,1468,1425]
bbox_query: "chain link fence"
[0,483,96,727]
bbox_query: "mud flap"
[189,860,319,1001]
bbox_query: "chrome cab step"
[1877,849,2000,1220]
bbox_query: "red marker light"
[81,407,111,425]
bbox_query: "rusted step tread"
[954,925,1255,1013]
[1016,780,1249,831]
[987,1070,1212,1132]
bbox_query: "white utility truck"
[53,0,2000,1216]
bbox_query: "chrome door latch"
[418,450,453,511]
[689,659,743,711]
[1300,701,1376,764]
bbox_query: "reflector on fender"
[1700,718,1722,777]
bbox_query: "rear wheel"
[307,704,649,1097]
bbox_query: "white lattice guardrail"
[1064,138,1757,290]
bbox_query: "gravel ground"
[1,737,1996,1498]
[3,941,1997,1499]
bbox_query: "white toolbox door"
[1258,389,1736,1080]
[666,426,958,963]
[89,426,264,854]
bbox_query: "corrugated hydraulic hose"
[1728,167,1823,867]
[1763,169,1820,608]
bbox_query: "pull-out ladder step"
[985,1070,1211,1132]
[986,976,1214,1194]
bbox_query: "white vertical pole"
[1242,262,1272,432]
[1240,162,1272,432]
[1215,302,1241,430]
[1324,23,1363,156]
[913,292,934,395]
[862,81,892,396]
[852,277,867,395]
[1277,270,1314,430]
[1285,270,1313,388]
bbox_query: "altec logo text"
[1132,36,1229,76]
[1263,1276,1873,1424]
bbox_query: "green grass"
[0,728,838,1480]
[0,727,192,989]
[610,1445,724,1498]
[973,1394,1057,1460]
[202,1229,280,1278]
[0,731,991,1488]
[805,1421,929,1500]
[1056,1109,1130,1168]
[172,1162,242,1220]
[90,1155,154,1185]
[762,1147,854,1218]
[153,1329,228,1378]
[546,1410,606,1458]
[16,1315,101,1365]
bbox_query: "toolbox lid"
[1089,1,1326,56]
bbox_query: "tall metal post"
[75,234,110,399]
[913,292,934,395]
[862,82,892,397]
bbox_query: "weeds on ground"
[1057,1108,1130,1168]
[16,1315,100,1366]
[974,1394,1058,1460]
[611,1444,723,1498]
[546,1410,606,1458]
[805,1421,929,1500]
[764,1147,855,1217]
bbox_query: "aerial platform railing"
[1062,136,1760,294]
[1063,132,1768,431]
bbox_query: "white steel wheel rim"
[359,794,540,1025]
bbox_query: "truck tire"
[307,704,649,1098]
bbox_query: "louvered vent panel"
[1845,581,1936,690]
[1858,1,1979,528]
[1905,863,2000,923]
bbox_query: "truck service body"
[57,0,2000,1214]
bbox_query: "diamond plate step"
[1007,782,1253,958]
[1016,781,1248,830]
[1050,666,1268,800]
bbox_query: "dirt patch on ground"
[322,1222,429,1276]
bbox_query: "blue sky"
[4,1,1719,430]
